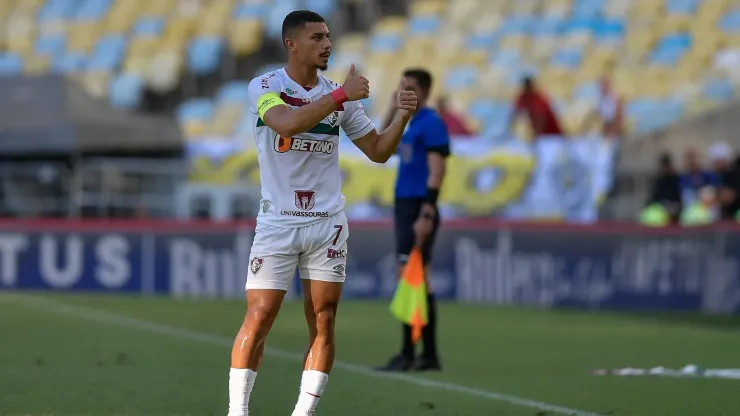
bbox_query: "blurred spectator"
[707,141,740,220]
[647,153,681,221]
[435,96,474,137]
[680,186,719,226]
[583,77,624,139]
[509,76,564,140]
[679,148,720,207]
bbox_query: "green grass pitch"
[1,293,739,416]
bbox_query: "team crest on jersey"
[262,201,270,213]
[294,190,316,211]
[325,111,340,127]
[250,257,263,275]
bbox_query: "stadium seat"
[0,53,23,75]
[1,0,736,141]
[109,73,144,109]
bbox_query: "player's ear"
[284,37,295,51]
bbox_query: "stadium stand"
[0,0,737,144]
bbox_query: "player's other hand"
[342,64,370,101]
[396,77,417,117]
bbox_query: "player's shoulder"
[318,73,341,90]
[249,69,285,91]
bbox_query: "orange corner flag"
[389,247,428,344]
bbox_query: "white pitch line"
[18,296,602,416]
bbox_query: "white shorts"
[246,211,349,291]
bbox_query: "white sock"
[291,370,329,416]
[228,368,257,416]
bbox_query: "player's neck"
[285,64,319,90]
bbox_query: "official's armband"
[257,92,286,119]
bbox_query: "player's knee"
[313,305,337,337]
[244,306,278,338]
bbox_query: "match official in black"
[376,68,450,372]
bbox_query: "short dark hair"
[282,10,325,45]
[403,68,433,93]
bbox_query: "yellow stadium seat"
[209,103,243,136]
[23,55,50,75]
[6,32,34,56]
[123,55,151,76]
[409,0,446,16]
[140,0,175,17]
[183,120,207,138]
[67,22,98,53]
[81,72,111,99]
[499,35,528,50]
[658,15,692,33]
[229,20,263,57]
[15,0,44,13]
[373,16,408,35]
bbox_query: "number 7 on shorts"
[332,225,343,246]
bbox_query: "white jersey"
[247,68,376,228]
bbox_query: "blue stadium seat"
[572,0,606,19]
[38,0,78,21]
[305,0,337,19]
[0,53,23,76]
[109,73,144,109]
[133,17,165,37]
[216,81,251,104]
[187,36,225,76]
[369,33,402,52]
[550,47,584,69]
[565,17,593,34]
[498,15,536,35]
[88,35,126,71]
[490,49,522,68]
[266,2,300,38]
[531,17,565,37]
[649,32,692,65]
[445,66,478,90]
[718,8,740,33]
[703,78,735,102]
[408,15,441,36]
[573,81,600,102]
[76,0,112,21]
[177,98,215,123]
[233,2,267,20]
[593,19,625,42]
[234,114,253,136]
[53,53,87,74]
[665,0,700,15]
[466,31,498,50]
[35,34,67,57]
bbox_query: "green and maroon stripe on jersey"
[256,91,341,135]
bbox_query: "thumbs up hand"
[341,64,370,101]
[396,77,417,117]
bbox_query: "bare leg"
[291,279,343,415]
[228,289,286,416]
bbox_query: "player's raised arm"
[252,65,370,138]
[351,77,417,163]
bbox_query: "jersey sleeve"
[341,101,376,141]
[248,74,285,119]
[423,116,451,156]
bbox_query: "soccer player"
[376,68,450,372]
[227,10,417,416]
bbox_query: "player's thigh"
[247,222,300,292]
[298,213,349,283]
